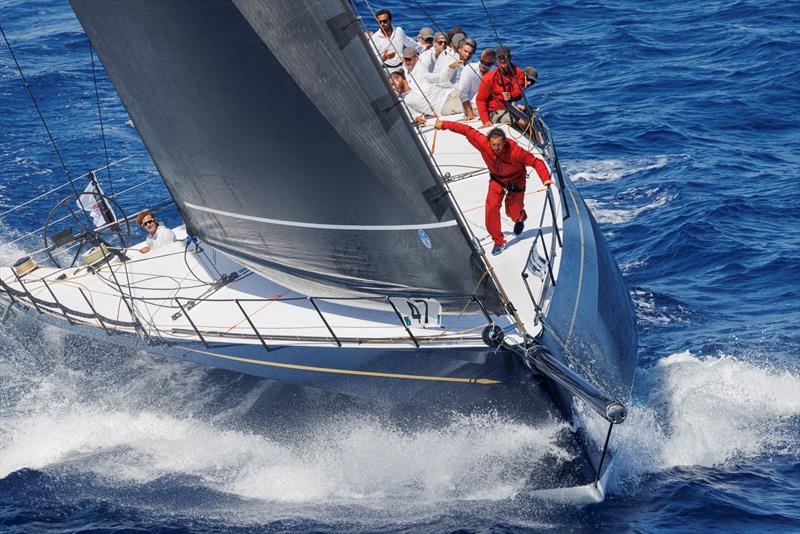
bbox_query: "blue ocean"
[1,0,798,531]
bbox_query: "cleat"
[513,221,525,235]
[491,243,506,256]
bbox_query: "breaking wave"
[584,351,800,493]
[0,326,569,510]
[0,406,569,505]
[2,318,797,510]
[584,188,675,225]
[566,155,672,183]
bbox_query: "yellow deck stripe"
[1,296,502,385]
[183,346,502,385]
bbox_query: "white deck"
[420,117,563,334]
[0,119,562,348]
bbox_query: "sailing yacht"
[0,0,637,503]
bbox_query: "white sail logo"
[418,229,432,249]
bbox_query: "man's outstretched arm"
[511,143,553,186]
[434,119,486,150]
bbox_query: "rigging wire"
[359,0,442,121]
[411,0,508,116]
[412,0,534,120]
[0,155,133,221]
[88,40,114,197]
[0,23,90,226]
[183,239,216,287]
[3,177,161,247]
[476,0,532,111]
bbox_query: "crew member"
[475,45,527,128]
[417,32,447,76]
[458,48,496,120]
[368,9,417,73]
[416,27,434,51]
[136,210,175,254]
[434,119,552,255]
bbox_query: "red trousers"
[486,176,526,245]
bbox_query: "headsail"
[69,0,498,306]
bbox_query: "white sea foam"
[0,223,29,265]
[566,156,670,183]
[631,289,689,325]
[583,351,800,492]
[0,402,568,505]
[620,258,647,274]
[0,288,797,507]
[0,321,570,505]
[3,347,797,508]
[584,189,674,225]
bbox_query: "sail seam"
[184,202,459,231]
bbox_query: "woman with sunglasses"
[136,210,176,254]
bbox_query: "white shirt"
[459,61,485,105]
[146,224,176,251]
[402,48,470,117]
[402,80,451,117]
[417,47,438,75]
[432,49,461,79]
[369,26,417,71]
[436,52,468,89]
[403,61,430,93]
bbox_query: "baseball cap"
[524,66,538,83]
[418,27,434,39]
[402,47,419,59]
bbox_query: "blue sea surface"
[1,0,799,532]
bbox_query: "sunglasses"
[141,219,156,226]
[480,60,495,68]
[435,40,447,45]
[377,18,391,25]
[403,57,417,62]
[498,55,510,61]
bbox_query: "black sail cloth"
[70,0,500,308]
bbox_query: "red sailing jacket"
[441,121,551,184]
[475,65,527,124]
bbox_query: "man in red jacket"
[435,119,553,255]
[475,45,527,128]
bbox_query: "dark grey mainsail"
[70,0,497,304]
